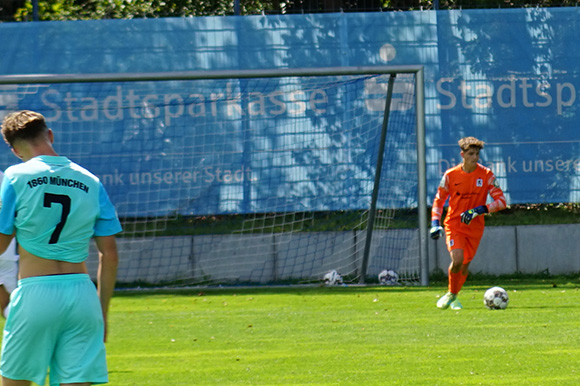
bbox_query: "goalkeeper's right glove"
[430,220,444,240]
[460,205,488,225]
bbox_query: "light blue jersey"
[0,156,122,263]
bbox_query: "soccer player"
[430,136,506,310]
[0,110,122,386]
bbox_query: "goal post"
[0,65,428,287]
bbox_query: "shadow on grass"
[114,283,443,298]
[113,271,580,298]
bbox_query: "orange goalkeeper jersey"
[432,163,506,236]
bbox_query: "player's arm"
[430,175,449,239]
[94,183,122,342]
[0,233,14,255]
[94,235,118,342]
[0,176,16,255]
[461,175,507,225]
[486,176,507,213]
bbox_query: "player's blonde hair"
[458,136,484,152]
[1,110,48,147]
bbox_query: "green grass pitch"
[97,281,580,385]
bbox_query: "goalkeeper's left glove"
[460,205,488,225]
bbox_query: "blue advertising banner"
[1,8,579,215]
[3,75,413,216]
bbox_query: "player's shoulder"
[3,160,39,180]
[476,163,495,176]
[476,163,492,172]
[444,164,463,177]
[5,156,58,177]
[68,160,99,182]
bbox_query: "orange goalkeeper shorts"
[445,229,483,264]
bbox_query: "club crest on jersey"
[476,178,483,187]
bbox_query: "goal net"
[0,66,427,287]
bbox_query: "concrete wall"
[85,236,194,284]
[86,224,580,284]
[429,224,580,276]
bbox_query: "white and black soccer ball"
[483,286,509,310]
[323,270,343,286]
[378,269,399,286]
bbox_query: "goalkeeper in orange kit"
[430,137,507,310]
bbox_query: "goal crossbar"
[0,65,426,84]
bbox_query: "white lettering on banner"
[99,166,257,187]
[436,76,575,115]
[40,82,330,123]
[35,75,580,122]
[438,157,580,175]
[38,77,416,123]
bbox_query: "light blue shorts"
[0,274,108,386]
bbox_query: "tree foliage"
[7,0,403,21]
[3,0,579,22]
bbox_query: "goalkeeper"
[430,137,506,310]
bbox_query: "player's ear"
[47,129,54,144]
[10,147,22,160]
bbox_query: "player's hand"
[460,205,488,225]
[430,220,444,240]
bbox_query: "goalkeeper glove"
[430,220,444,240]
[460,205,488,225]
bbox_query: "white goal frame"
[0,65,428,286]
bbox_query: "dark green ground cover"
[120,203,580,237]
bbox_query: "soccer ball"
[483,286,509,310]
[323,270,343,286]
[378,269,399,285]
